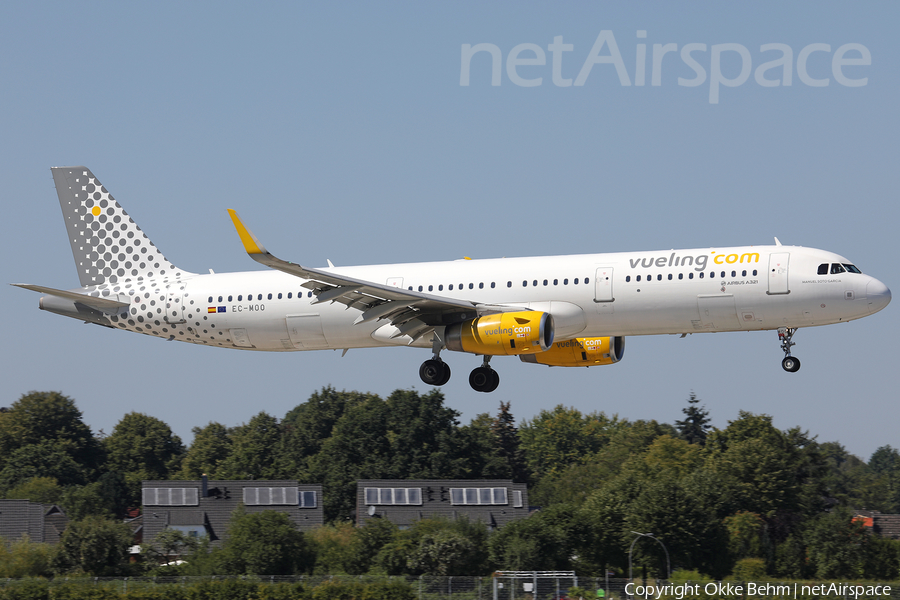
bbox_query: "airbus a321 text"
[14,167,891,392]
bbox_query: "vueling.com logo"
[628,251,760,271]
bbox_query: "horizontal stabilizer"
[12,284,130,312]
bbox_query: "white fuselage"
[97,244,888,353]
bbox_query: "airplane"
[13,166,891,392]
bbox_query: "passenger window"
[308,292,312,297]
[564,278,568,285]
[469,283,474,289]
[438,284,443,291]
[626,276,631,282]
[428,285,433,291]
[449,284,454,290]
[208,296,213,303]
[278,293,282,299]
[753,270,758,276]
[668,274,673,280]
[543,279,548,286]
[585,277,590,284]
[742,270,746,277]
[238,295,243,301]
[479,283,484,289]
[699,273,704,279]
[553,279,558,285]
[258,294,263,301]
[217,296,223,302]
[287,293,292,299]
[731,271,736,278]
[818,263,829,275]
[491,282,496,288]
[657,274,662,281]
[720,271,725,278]
[831,263,846,274]
[689,273,693,279]
[636,275,641,282]
[574,278,579,284]
[522,281,527,287]
[507,281,512,288]
[268,293,273,300]
[228,295,233,301]
[418,286,423,292]
[533,280,538,286]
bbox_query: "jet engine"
[445,311,554,356]
[520,336,625,367]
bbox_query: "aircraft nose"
[866,278,891,314]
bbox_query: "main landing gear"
[469,357,500,393]
[778,327,801,372]
[419,358,451,386]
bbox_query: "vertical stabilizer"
[51,166,189,287]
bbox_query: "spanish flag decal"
[208,307,216,314]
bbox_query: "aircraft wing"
[227,210,483,342]
[12,283,130,313]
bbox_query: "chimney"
[201,474,208,497]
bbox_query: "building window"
[142,487,199,506]
[449,487,509,505]
[364,487,423,505]
[243,487,301,506]
[300,491,317,508]
[513,490,523,508]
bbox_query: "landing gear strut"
[419,329,451,386]
[778,327,800,372]
[469,356,500,393]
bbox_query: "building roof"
[0,500,68,544]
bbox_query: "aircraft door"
[697,295,741,330]
[768,252,790,295]
[286,314,330,349]
[594,267,614,303]
[164,283,186,324]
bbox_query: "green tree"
[177,421,233,479]
[519,405,619,480]
[675,392,711,445]
[0,534,55,577]
[0,440,87,490]
[3,476,64,504]
[0,391,103,476]
[488,511,571,571]
[104,412,185,504]
[398,516,490,576]
[216,507,313,575]
[492,401,529,482]
[216,412,282,480]
[53,515,133,575]
[804,507,868,579]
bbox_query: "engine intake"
[445,311,554,356]
[520,336,625,367]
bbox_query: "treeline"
[1,389,899,580]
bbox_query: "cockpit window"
[843,263,862,274]
[817,263,828,275]
[830,263,846,274]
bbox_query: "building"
[0,500,67,544]
[142,478,323,547]
[854,510,900,540]
[356,479,529,529]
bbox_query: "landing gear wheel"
[420,359,451,386]
[782,356,800,373]
[469,366,499,393]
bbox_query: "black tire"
[436,361,452,386]
[469,366,493,392]
[420,359,446,385]
[782,356,801,372]
[484,369,500,393]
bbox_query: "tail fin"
[51,166,190,287]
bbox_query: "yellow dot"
[92,206,101,216]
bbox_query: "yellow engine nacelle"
[445,311,554,356]
[520,336,625,367]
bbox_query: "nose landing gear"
[778,327,800,372]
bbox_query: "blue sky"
[2,3,897,460]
